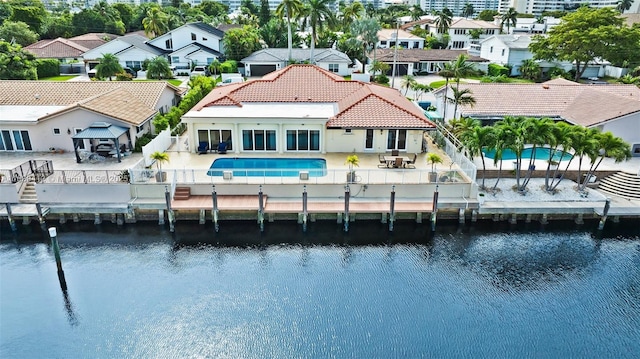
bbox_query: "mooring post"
[211,185,219,233]
[344,185,350,232]
[164,186,174,232]
[5,203,16,232]
[258,185,264,232]
[389,185,396,232]
[36,203,46,225]
[598,197,611,230]
[431,183,439,231]
[302,185,308,232]
[48,227,67,291]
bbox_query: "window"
[198,129,232,151]
[454,29,466,35]
[202,37,207,41]
[452,41,465,49]
[344,128,352,134]
[53,128,61,135]
[501,49,505,56]
[364,129,374,150]
[165,39,172,49]
[380,41,387,46]
[242,130,276,151]
[0,130,32,151]
[172,56,179,64]
[490,46,493,53]
[286,130,320,151]
[386,129,407,151]
[125,61,142,69]
[329,64,339,73]
[191,33,196,41]
[136,124,145,133]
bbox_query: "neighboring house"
[427,18,500,50]
[242,48,352,77]
[24,38,90,63]
[432,78,640,155]
[370,49,488,76]
[82,34,164,72]
[377,29,424,50]
[146,22,225,70]
[182,65,435,155]
[479,34,534,76]
[0,81,182,153]
[68,33,120,49]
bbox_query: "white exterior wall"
[508,49,534,76]
[115,47,160,68]
[317,62,351,76]
[36,184,131,203]
[82,40,130,62]
[325,129,423,153]
[157,87,179,114]
[149,26,222,53]
[597,113,640,152]
[186,51,219,68]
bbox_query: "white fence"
[141,128,171,167]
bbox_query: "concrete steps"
[173,187,191,200]
[597,171,640,200]
[20,182,38,204]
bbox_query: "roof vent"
[35,94,40,99]
[542,84,549,89]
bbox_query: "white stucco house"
[432,78,640,155]
[182,65,435,155]
[370,49,488,76]
[479,34,534,76]
[241,48,353,77]
[145,22,225,71]
[0,81,182,153]
[427,18,500,50]
[377,28,425,49]
[82,34,164,72]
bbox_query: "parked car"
[219,77,244,85]
[190,66,209,78]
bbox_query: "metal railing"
[433,123,477,183]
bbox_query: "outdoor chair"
[378,154,388,168]
[391,149,399,156]
[198,141,209,154]
[406,153,418,168]
[217,142,228,154]
[393,157,403,168]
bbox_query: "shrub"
[488,63,509,77]
[133,133,154,152]
[141,59,150,71]
[115,72,133,81]
[374,74,389,85]
[220,60,238,73]
[152,114,169,132]
[36,59,60,78]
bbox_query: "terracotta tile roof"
[441,81,640,126]
[449,18,500,29]
[0,81,178,109]
[40,87,157,125]
[193,65,435,129]
[24,38,89,58]
[373,49,487,63]
[68,33,118,49]
[378,28,424,41]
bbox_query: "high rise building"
[498,0,626,16]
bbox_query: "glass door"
[364,129,374,150]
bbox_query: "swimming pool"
[208,157,327,177]
[482,147,573,161]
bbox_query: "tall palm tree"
[617,0,633,13]
[411,82,433,101]
[451,54,475,91]
[95,53,122,81]
[341,1,364,28]
[410,4,424,21]
[520,117,553,190]
[142,7,169,38]
[458,120,493,189]
[434,8,453,35]
[400,75,417,96]
[302,0,335,63]
[501,7,518,34]
[462,3,474,18]
[545,121,574,192]
[579,131,632,191]
[568,127,600,192]
[447,87,476,119]
[275,0,304,63]
[437,61,455,119]
[495,116,528,191]
[146,56,172,80]
[350,17,381,73]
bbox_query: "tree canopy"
[530,7,640,81]
[222,25,262,61]
[0,41,38,80]
[0,21,38,46]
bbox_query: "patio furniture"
[217,142,228,154]
[198,141,209,154]
[384,155,411,168]
[405,153,418,169]
[393,157,404,168]
[391,149,399,156]
[378,154,388,168]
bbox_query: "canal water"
[1,220,639,358]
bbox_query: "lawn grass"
[134,79,183,86]
[429,80,467,88]
[39,75,77,81]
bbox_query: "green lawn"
[39,75,77,81]
[429,80,467,88]
[134,79,183,86]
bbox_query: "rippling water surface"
[1,221,639,358]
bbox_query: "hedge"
[36,59,60,78]
[488,63,509,77]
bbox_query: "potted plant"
[345,154,360,183]
[150,151,169,182]
[426,153,442,182]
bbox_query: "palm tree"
[150,151,170,182]
[370,60,389,78]
[302,0,335,64]
[447,87,476,119]
[458,120,493,189]
[578,131,632,191]
[519,58,541,81]
[275,0,304,62]
[495,116,529,192]
[568,127,600,193]
[617,0,633,13]
[410,4,424,21]
[451,54,475,91]
[434,8,453,35]
[146,56,172,80]
[400,75,417,96]
[519,117,553,190]
[411,83,433,101]
[340,1,364,28]
[501,8,518,34]
[350,17,381,73]
[95,53,122,81]
[545,121,574,192]
[462,3,474,18]
[142,7,169,38]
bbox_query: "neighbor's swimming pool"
[483,147,573,161]
[207,157,327,177]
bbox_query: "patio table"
[383,155,411,168]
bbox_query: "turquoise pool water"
[208,157,327,177]
[483,147,573,161]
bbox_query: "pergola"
[72,122,133,163]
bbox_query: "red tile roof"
[24,38,89,59]
[194,65,434,129]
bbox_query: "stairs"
[20,182,38,203]
[597,171,640,200]
[174,187,191,200]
